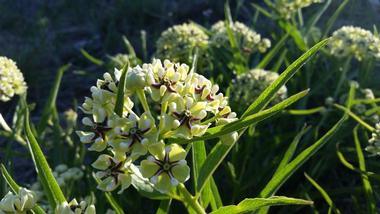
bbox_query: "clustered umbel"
[155,23,209,66]
[230,69,287,113]
[0,56,27,102]
[56,199,95,214]
[210,21,271,55]
[274,0,324,19]
[329,26,380,61]
[77,59,238,193]
[366,123,380,156]
[31,164,84,200]
[0,188,37,213]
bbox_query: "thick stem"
[178,184,206,214]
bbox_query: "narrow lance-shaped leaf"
[353,127,376,213]
[156,199,172,214]
[259,116,347,197]
[305,173,341,214]
[243,39,329,118]
[256,33,289,69]
[211,196,312,214]
[114,63,129,117]
[195,90,308,194]
[24,100,66,208]
[37,64,70,134]
[80,49,104,66]
[273,126,310,177]
[1,164,47,214]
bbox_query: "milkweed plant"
[1,1,380,214]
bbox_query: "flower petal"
[171,163,190,183]
[140,159,160,178]
[167,144,186,162]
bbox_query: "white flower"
[210,21,271,55]
[366,123,380,156]
[56,199,96,214]
[0,188,37,213]
[155,23,209,65]
[275,0,324,19]
[329,26,380,61]
[0,56,27,102]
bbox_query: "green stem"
[178,184,206,214]
[334,104,375,132]
[333,57,351,99]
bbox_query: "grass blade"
[122,35,137,57]
[259,116,347,197]
[273,126,311,176]
[37,64,70,134]
[114,63,129,117]
[322,0,350,38]
[192,141,212,207]
[24,101,66,208]
[305,173,341,214]
[211,196,312,214]
[1,164,47,214]
[256,34,289,69]
[80,49,104,66]
[243,39,329,118]
[156,199,172,214]
[353,127,376,213]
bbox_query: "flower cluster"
[274,0,324,19]
[31,164,84,200]
[0,188,37,213]
[329,26,380,61]
[210,21,271,55]
[230,69,287,113]
[77,59,237,193]
[56,199,95,214]
[155,23,209,66]
[0,56,27,102]
[366,123,380,156]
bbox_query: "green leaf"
[334,104,375,132]
[279,21,308,51]
[243,39,329,118]
[305,173,341,214]
[256,34,289,69]
[1,164,47,214]
[37,64,70,134]
[305,0,332,35]
[80,49,104,66]
[273,126,311,176]
[24,101,66,208]
[259,116,347,197]
[156,199,172,214]
[192,141,211,207]
[211,196,312,214]
[114,63,129,117]
[122,35,137,57]
[322,0,350,38]
[353,127,376,213]
[210,178,223,211]
[194,90,308,195]
[251,3,272,18]
[174,90,309,145]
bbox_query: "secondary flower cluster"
[31,164,84,200]
[155,23,209,66]
[108,53,141,69]
[366,123,380,156]
[77,59,237,193]
[230,69,287,113]
[274,0,324,19]
[0,188,37,213]
[329,26,380,61]
[0,56,27,102]
[210,21,271,55]
[56,199,95,214]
